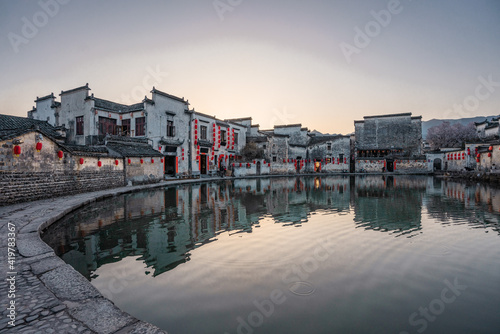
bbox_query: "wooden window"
[167,120,175,137]
[200,125,207,140]
[76,116,84,135]
[221,130,227,146]
[135,117,145,136]
[121,119,131,136]
[98,117,117,136]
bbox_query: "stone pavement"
[0,178,226,334]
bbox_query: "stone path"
[0,179,216,334]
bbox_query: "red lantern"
[161,158,164,163]
[79,158,84,165]
[488,152,492,157]
[128,158,131,165]
[268,163,271,167]
[36,142,42,152]
[115,160,119,166]
[476,158,480,163]
[140,159,144,164]
[57,150,64,160]
[13,145,21,157]
[253,160,256,164]
[239,163,242,167]
[151,158,154,163]
[489,146,493,151]
[98,161,102,167]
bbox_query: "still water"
[42,176,500,334]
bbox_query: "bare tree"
[241,142,264,160]
[427,122,478,150]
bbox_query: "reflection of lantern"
[79,158,84,165]
[98,161,102,167]
[36,142,42,152]
[57,150,64,160]
[115,160,119,166]
[13,145,21,157]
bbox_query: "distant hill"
[422,115,498,139]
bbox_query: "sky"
[0,0,499,134]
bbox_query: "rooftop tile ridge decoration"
[34,93,55,102]
[60,83,90,96]
[151,86,188,104]
[274,123,302,128]
[363,112,413,119]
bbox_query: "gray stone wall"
[0,132,125,205]
[355,114,422,156]
[0,170,124,205]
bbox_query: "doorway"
[386,159,394,172]
[200,154,208,174]
[256,161,261,175]
[433,158,442,171]
[164,156,176,176]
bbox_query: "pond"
[42,176,500,334]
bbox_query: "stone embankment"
[0,178,219,334]
[436,170,500,186]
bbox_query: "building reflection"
[352,175,426,236]
[42,176,500,280]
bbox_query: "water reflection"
[42,176,500,280]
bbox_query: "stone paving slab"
[67,298,137,334]
[1,175,295,332]
[40,265,102,302]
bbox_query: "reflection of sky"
[1,1,500,134]
[41,176,500,333]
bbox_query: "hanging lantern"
[98,161,102,167]
[476,158,480,163]
[488,152,492,157]
[79,158,84,165]
[57,150,64,160]
[161,158,164,163]
[115,160,119,166]
[268,163,271,167]
[140,158,144,164]
[128,158,131,165]
[151,158,154,163]
[489,146,493,151]
[253,160,256,164]
[13,145,21,157]
[36,142,42,152]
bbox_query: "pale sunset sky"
[0,0,499,134]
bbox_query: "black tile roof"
[0,114,63,141]
[60,144,109,157]
[106,142,163,157]
[308,135,347,145]
[92,97,144,113]
[151,87,187,104]
[60,84,90,95]
[34,93,55,102]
